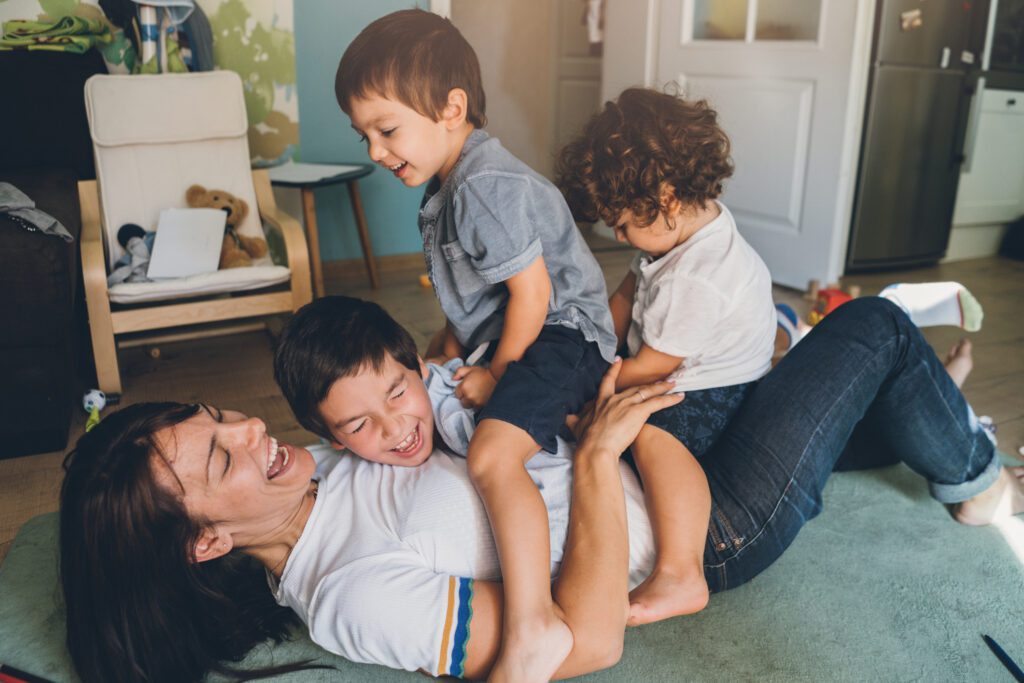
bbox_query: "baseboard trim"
[943,223,1008,263]
[322,253,424,283]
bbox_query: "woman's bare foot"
[944,338,973,388]
[488,611,573,683]
[626,564,709,627]
[953,466,1024,526]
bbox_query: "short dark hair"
[274,296,420,440]
[335,8,487,128]
[555,87,733,228]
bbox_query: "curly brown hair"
[555,88,732,228]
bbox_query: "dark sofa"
[0,50,107,458]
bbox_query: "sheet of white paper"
[267,160,363,184]
[146,208,226,279]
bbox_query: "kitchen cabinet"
[953,88,1024,226]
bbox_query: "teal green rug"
[2,460,1023,681]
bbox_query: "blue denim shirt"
[419,129,617,362]
[425,357,575,468]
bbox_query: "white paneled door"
[605,0,874,288]
[552,0,603,163]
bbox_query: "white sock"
[879,282,983,331]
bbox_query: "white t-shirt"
[272,371,656,677]
[626,202,775,392]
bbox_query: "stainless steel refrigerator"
[846,0,989,271]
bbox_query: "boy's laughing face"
[348,92,467,187]
[318,352,436,467]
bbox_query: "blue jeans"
[702,297,999,592]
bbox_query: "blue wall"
[294,1,424,260]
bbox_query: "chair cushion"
[85,72,248,147]
[84,73,264,270]
[108,265,291,304]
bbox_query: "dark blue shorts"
[645,381,756,459]
[479,325,609,453]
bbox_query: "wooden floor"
[1,239,1021,564]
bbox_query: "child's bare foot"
[953,466,1024,526]
[626,564,709,627]
[944,338,973,388]
[488,612,573,683]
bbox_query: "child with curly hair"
[556,87,777,625]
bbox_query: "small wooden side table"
[268,161,379,295]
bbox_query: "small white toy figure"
[83,389,107,432]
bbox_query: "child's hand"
[453,365,497,408]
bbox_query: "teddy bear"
[185,184,268,269]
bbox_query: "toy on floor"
[803,280,862,325]
[185,184,268,269]
[982,634,1024,682]
[106,223,156,285]
[83,389,107,433]
[809,287,855,325]
[0,662,54,683]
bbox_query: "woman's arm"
[616,343,683,391]
[461,362,683,679]
[609,271,637,347]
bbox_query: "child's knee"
[466,443,503,483]
[466,421,540,481]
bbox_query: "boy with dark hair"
[274,296,432,464]
[335,10,617,680]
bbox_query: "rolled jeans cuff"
[929,449,1002,504]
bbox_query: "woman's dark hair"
[555,87,733,228]
[274,295,420,441]
[60,402,326,682]
[336,8,487,128]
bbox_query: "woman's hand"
[575,358,683,457]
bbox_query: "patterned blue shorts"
[646,381,756,459]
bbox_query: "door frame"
[430,0,451,18]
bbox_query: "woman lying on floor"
[59,298,1020,683]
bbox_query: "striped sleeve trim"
[436,576,474,677]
